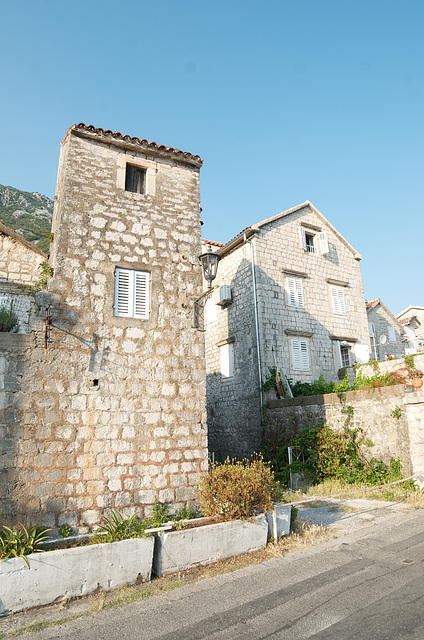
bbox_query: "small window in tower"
[125,165,146,194]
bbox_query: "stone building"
[0,221,47,332]
[204,201,371,459]
[366,298,406,360]
[0,123,208,528]
[396,306,424,353]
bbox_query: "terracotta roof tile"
[399,316,416,325]
[366,299,380,310]
[64,123,203,165]
[201,238,225,247]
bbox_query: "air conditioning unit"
[214,285,232,306]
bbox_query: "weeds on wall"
[92,501,199,544]
[262,367,410,399]
[0,302,19,332]
[197,455,281,520]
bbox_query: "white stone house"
[0,220,47,332]
[366,298,406,360]
[203,201,371,459]
[396,306,424,353]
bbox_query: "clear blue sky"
[1,0,422,315]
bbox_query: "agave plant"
[96,510,145,542]
[0,522,51,568]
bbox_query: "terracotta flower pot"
[411,376,423,392]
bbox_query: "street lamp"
[199,245,221,288]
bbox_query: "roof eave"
[217,227,260,257]
[66,124,203,168]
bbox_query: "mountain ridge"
[0,184,53,252]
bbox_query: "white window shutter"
[300,340,310,369]
[299,226,307,251]
[114,268,150,318]
[339,289,346,315]
[287,278,297,306]
[228,343,234,377]
[114,268,132,317]
[134,271,150,319]
[296,280,305,307]
[291,339,309,370]
[287,277,305,308]
[318,231,329,254]
[388,326,396,343]
[336,342,343,368]
[331,287,346,315]
[206,295,217,325]
[368,322,375,337]
[291,339,301,370]
[220,343,234,378]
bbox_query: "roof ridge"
[65,123,203,165]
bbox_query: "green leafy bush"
[260,423,407,487]
[0,303,19,333]
[197,455,280,520]
[0,522,51,567]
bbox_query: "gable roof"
[64,123,203,167]
[365,298,404,330]
[214,201,362,259]
[0,220,47,258]
[396,305,424,320]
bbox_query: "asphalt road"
[5,502,424,639]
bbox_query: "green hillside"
[0,184,53,252]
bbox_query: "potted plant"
[409,368,423,392]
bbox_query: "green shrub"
[196,455,280,520]
[0,303,19,333]
[259,422,409,488]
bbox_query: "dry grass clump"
[283,478,424,506]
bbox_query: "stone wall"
[205,242,262,460]
[265,385,424,477]
[0,126,208,528]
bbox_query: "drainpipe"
[244,232,263,412]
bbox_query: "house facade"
[0,221,47,332]
[396,306,424,353]
[0,123,208,528]
[366,298,406,360]
[204,202,371,459]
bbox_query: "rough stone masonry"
[0,124,208,528]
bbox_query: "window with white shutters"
[114,268,150,319]
[330,286,347,315]
[291,338,310,371]
[286,277,305,308]
[388,326,396,343]
[299,226,329,255]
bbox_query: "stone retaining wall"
[265,385,424,477]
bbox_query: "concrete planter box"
[153,514,268,576]
[0,535,155,615]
